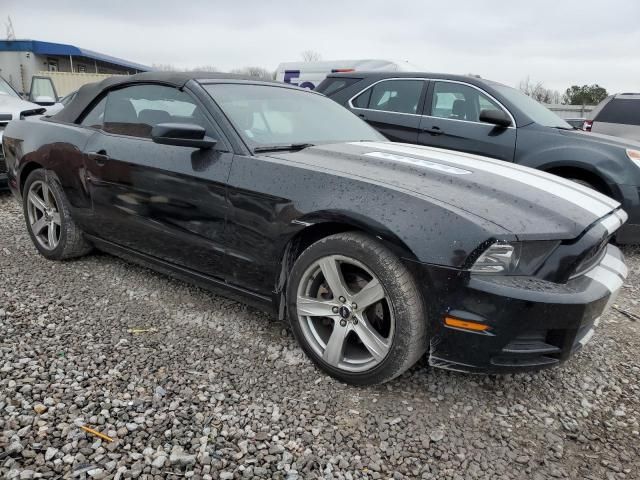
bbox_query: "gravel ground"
[1,190,639,480]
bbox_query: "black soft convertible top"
[51,71,281,124]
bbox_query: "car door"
[80,83,234,280]
[349,79,427,143]
[418,80,517,161]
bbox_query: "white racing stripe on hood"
[355,142,618,218]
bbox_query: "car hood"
[267,141,622,241]
[558,127,640,149]
[0,94,49,119]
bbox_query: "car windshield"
[204,83,384,150]
[0,76,20,98]
[494,85,571,129]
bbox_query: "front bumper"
[616,185,640,244]
[410,244,627,373]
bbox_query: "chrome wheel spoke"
[297,296,338,318]
[28,191,47,213]
[42,183,52,207]
[48,222,58,248]
[353,313,390,362]
[323,322,350,367]
[319,257,347,300]
[352,278,385,310]
[51,212,61,226]
[31,217,48,235]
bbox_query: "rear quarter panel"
[3,117,95,217]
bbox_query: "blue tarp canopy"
[0,39,152,72]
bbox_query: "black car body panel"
[1,72,629,374]
[318,72,640,243]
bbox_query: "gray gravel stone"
[1,192,640,479]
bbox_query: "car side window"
[102,84,209,139]
[80,97,107,128]
[431,81,505,123]
[352,80,423,114]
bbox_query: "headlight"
[470,240,559,275]
[627,149,640,169]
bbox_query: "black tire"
[22,169,92,260]
[568,178,598,192]
[287,232,427,385]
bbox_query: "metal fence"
[37,71,124,96]
[544,104,595,119]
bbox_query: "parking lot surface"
[1,191,639,480]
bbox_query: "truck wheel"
[287,232,427,385]
[23,169,92,260]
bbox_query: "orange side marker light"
[444,316,490,332]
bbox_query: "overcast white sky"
[4,0,639,93]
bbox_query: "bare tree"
[152,63,179,71]
[518,76,562,104]
[5,16,15,40]
[301,50,322,62]
[191,65,219,72]
[231,66,274,80]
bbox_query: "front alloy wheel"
[296,254,394,372]
[287,232,427,385]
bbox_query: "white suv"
[584,93,640,142]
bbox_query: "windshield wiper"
[253,143,315,153]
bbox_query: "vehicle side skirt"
[86,235,275,315]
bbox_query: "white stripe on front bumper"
[584,264,625,293]
[601,252,629,279]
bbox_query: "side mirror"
[151,123,217,149]
[479,109,512,128]
[33,95,56,106]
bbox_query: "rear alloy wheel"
[23,169,91,260]
[26,180,62,251]
[287,232,427,385]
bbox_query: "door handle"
[422,126,443,135]
[87,150,109,166]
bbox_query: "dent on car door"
[80,84,234,280]
[350,79,426,143]
[418,81,517,161]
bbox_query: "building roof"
[0,39,152,72]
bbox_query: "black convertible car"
[2,72,628,384]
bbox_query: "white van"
[275,59,421,90]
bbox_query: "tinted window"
[352,88,372,108]
[353,80,423,114]
[319,77,359,96]
[101,85,208,138]
[492,85,570,128]
[80,97,107,128]
[431,81,504,122]
[596,99,640,126]
[205,84,383,149]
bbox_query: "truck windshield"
[0,76,20,98]
[494,85,571,129]
[204,83,384,151]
